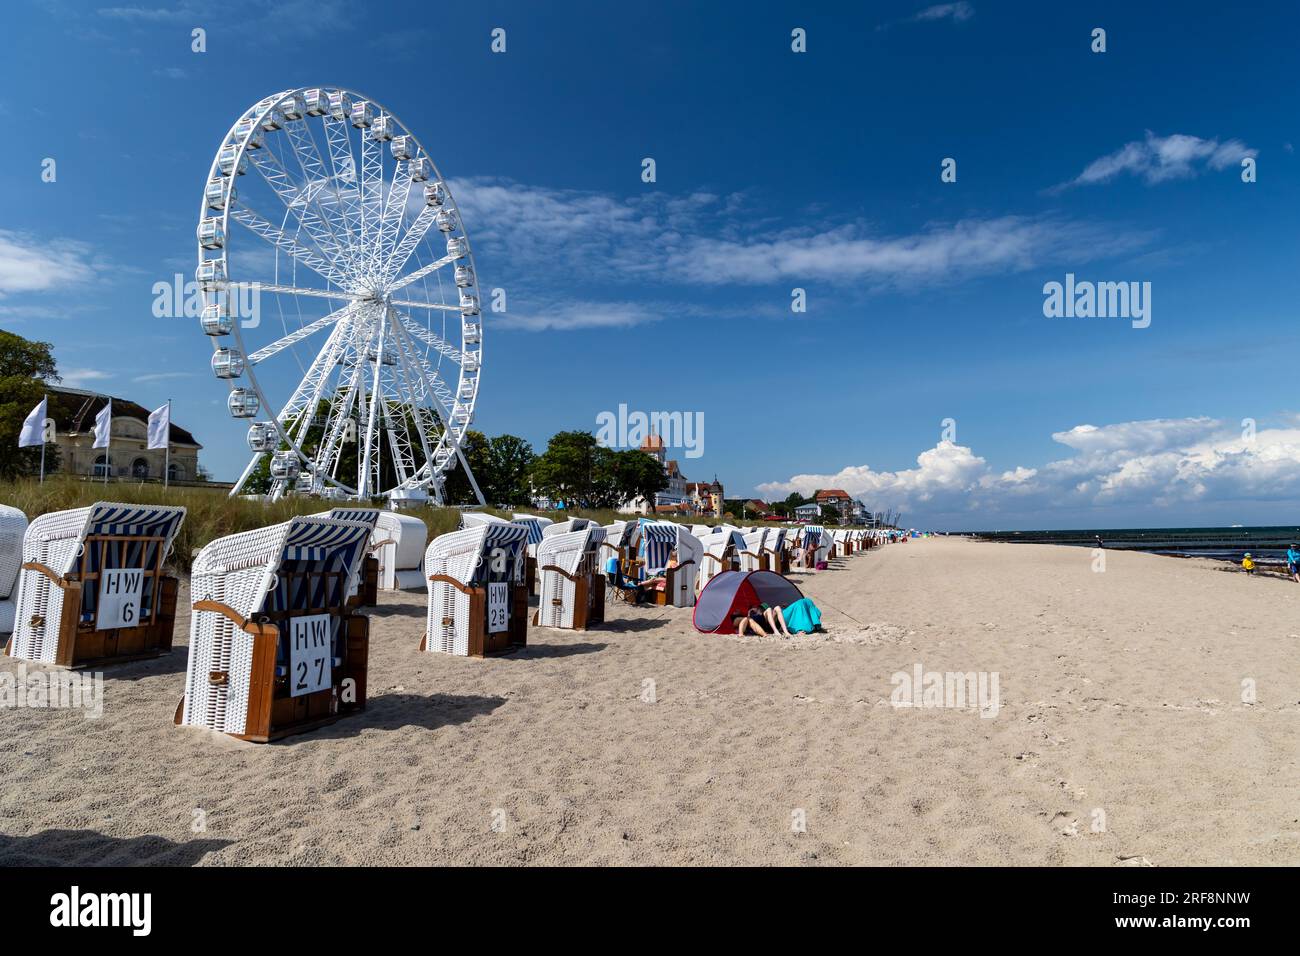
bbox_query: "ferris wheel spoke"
[387,250,458,293]
[257,283,358,301]
[229,201,350,288]
[395,311,464,364]
[374,160,413,273]
[321,115,365,249]
[389,298,460,312]
[383,206,437,284]
[245,143,351,277]
[247,306,349,366]
[358,132,384,261]
[280,118,357,264]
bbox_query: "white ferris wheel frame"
[196,86,485,505]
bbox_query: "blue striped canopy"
[639,521,681,574]
[327,508,381,531]
[511,517,545,545]
[86,504,185,541]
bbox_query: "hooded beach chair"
[370,511,427,590]
[8,502,185,668]
[761,528,789,574]
[317,508,383,605]
[177,514,373,742]
[637,521,701,607]
[0,504,29,637]
[697,527,745,595]
[511,514,549,595]
[535,525,608,630]
[423,522,531,656]
[738,528,767,572]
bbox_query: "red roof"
[815,489,850,501]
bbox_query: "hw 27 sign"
[97,568,146,630]
[289,613,333,697]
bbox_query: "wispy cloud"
[452,178,1155,300]
[0,230,105,297]
[60,368,114,387]
[497,299,664,332]
[1057,131,1256,190]
[133,371,193,383]
[878,2,974,30]
[912,2,974,23]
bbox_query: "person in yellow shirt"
[1242,553,1256,575]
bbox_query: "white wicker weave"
[423,523,529,655]
[739,528,767,573]
[9,503,186,663]
[180,514,373,736]
[0,504,28,635]
[697,528,745,594]
[536,527,606,629]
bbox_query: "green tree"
[485,434,535,506]
[0,328,60,479]
[530,430,600,507]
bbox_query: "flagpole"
[164,399,171,489]
[39,393,46,484]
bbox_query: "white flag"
[18,397,47,448]
[93,399,112,449]
[147,403,170,450]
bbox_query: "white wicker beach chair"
[738,528,767,573]
[9,502,186,667]
[697,527,745,594]
[536,526,608,630]
[542,517,593,537]
[423,522,531,656]
[637,521,701,607]
[371,512,427,590]
[510,514,549,594]
[0,504,29,636]
[178,514,374,742]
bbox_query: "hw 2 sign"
[289,613,332,697]
[98,568,145,630]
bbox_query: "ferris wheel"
[196,87,485,504]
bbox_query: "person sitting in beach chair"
[1241,553,1256,575]
[764,597,824,636]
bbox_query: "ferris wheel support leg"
[229,452,267,498]
[452,440,487,506]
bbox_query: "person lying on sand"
[763,597,823,636]
[731,605,770,636]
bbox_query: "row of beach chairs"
[0,501,885,743]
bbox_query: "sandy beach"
[2,536,1297,866]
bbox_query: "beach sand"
[2,536,1297,866]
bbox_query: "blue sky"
[2,0,1298,529]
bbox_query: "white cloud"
[757,416,1300,523]
[61,368,114,387]
[1062,131,1256,189]
[133,371,193,383]
[498,300,663,332]
[0,230,103,297]
[913,3,974,23]
[451,178,1153,294]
